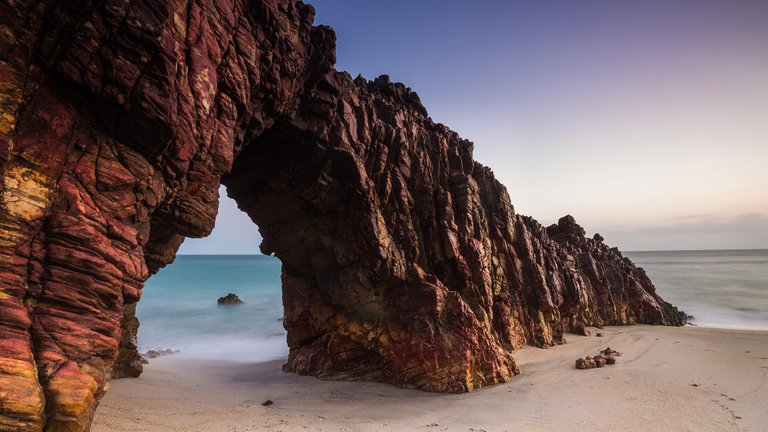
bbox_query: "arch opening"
[137,236,286,364]
[0,1,686,431]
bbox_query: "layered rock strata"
[0,0,684,430]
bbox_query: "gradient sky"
[180,0,768,254]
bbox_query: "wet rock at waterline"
[143,349,179,359]
[218,293,245,305]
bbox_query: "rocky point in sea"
[218,293,244,305]
[0,1,685,430]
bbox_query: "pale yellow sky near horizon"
[461,56,768,248]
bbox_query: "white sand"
[92,326,768,432]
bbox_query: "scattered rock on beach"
[593,355,607,368]
[262,400,274,406]
[218,293,244,305]
[575,349,620,369]
[572,320,590,336]
[575,357,597,369]
[596,332,604,337]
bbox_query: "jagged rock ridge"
[0,1,684,430]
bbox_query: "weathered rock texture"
[0,0,684,430]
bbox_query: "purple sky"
[180,0,768,254]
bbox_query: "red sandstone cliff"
[0,1,684,430]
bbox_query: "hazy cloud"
[668,214,715,221]
[598,213,768,251]
[645,213,768,234]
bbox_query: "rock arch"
[0,1,684,430]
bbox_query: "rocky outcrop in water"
[218,293,244,304]
[0,0,684,430]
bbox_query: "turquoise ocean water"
[137,250,768,361]
[137,255,287,361]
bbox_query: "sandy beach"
[91,325,768,432]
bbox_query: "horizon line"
[176,247,768,257]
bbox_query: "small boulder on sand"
[575,356,598,369]
[593,355,607,368]
[572,320,590,336]
[575,358,589,369]
[575,350,619,369]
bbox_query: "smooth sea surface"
[627,249,768,331]
[137,255,286,362]
[137,250,768,361]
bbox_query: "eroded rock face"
[0,0,684,430]
[224,72,685,391]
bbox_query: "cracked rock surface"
[0,1,685,430]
